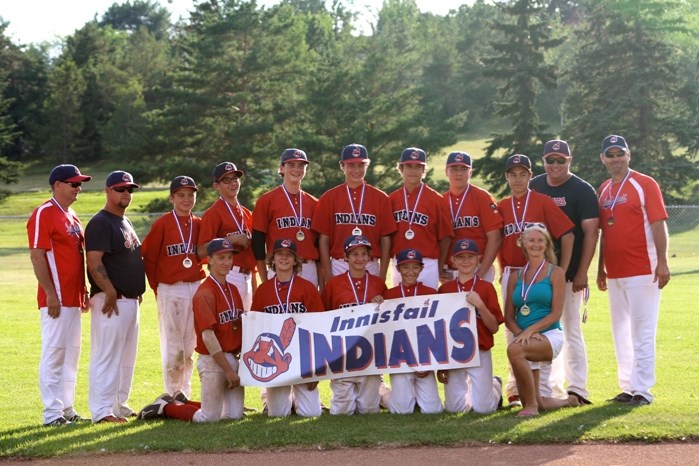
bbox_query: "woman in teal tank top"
[504,224,581,416]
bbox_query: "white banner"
[239,292,480,387]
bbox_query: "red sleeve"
[640,175,668,223]
[141,215,166,291]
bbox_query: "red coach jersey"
[193,276,244,354]
[497,190,574,270]
[199,198,256,271]
[27,199,87,309]
[438,278,503,351]
[313,182,397,260]
[251,275,325,314]
[389,183,454,258]
[141,211,205,291]
[598,170,668,279]
[252,186,319,260]
[442,184,503,257]
[322,271,388,310]
[383,282,437,300]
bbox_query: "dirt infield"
[7,442,698,465]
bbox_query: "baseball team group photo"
[1,0,699,460]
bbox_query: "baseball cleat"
[606,392,633,403]
[173,390,189,404]
[96,415,128,424]
[507,395,522,408]
[137,394,173,420]
[44,417,73,427]
[65,414,91,423]
[627,395,651,407]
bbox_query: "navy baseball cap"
[543,139,571,158]
[106,170,140,189]
[451,238,480,257]
[207,238,237,256]
[396,248,424,266]
[213,162,244,182]
[446,152,472,167]
[505,154,532,172]
[399,147,427,165]
[280,148,309,165]
[49,164,92,185]
[601,135,629,153]
[340,144,369,163]
[271,238,298,255]
[170,175,198,194]
[343,235,372,253]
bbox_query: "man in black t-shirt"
[85,170,146,424]
[530,140,599,405]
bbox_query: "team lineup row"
[28,134,669,425]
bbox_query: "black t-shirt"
[86,210,146,298]
[530,173,599,281]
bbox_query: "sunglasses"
[543,157,569,165]
[523,222,547,231]
[60,181,82,188]
[604,151,627,158]
[112,187,135,193]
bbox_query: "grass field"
[1,157,698,458]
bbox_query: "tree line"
[1,0,698,204]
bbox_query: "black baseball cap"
[505,154,532,172]
[106,170,140,189]
[213,162,244,182]
[170,176,198,194]
[49,165,92,185]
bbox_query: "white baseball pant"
[443,349,501,414]
[267,261,319,287]
[381,371,443,414]
[331,258,380,277]
[608,274,661,402]
[88,294,139,421]
[39,306,82,424]
[391,257,440,290]
[226,266,252,311]
[330,375,381,415]
[266,384,322,417]
[192,353,245,422]
[156,281,199,398]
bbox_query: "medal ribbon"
[402,183,425,230]
[581,286,590,323]
[457,275,478,293]
[601,169,632,218]
[171,210,193,256]
[345,182,366,229]
[449,185,471,227]
[280,185,304,230]
[273,275,295,313]
[220,197,248,236]
[346,271,369,305]
[209,276,238,321]
[510,190,531,233]
[50,198,82,242]
[520,260,546,306]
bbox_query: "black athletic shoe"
[137,394,173,420]
[173,391,189,404]
[65,414,91,423]
[607,392,633,403]
[44,417,73,427]
[627,395,651,406]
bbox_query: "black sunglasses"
[543,157,568,165]
[60,181,82,188]
[112,186,135,193]
[604,151,627,158]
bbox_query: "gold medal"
[352,227,363,236]
[182,257,193,269]
[405,229,415,240]
[296,230,305,242]
[520,304,531,316]
[607,217,615,226]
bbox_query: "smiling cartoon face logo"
[243,317,296,383]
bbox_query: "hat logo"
[180,178,189,186]
[225,162,234,171]
[352,148,361,157]
[407,250,416,260]
[460,240,470,250]
[410,151,419,160]
[281,239,292,248]
[513,155,521,163]
[222,240,231,248]
[294,150,303,158]
[553,142,561,150]
[610,136,618,143]
[454,153,463,162]
[122,173,131,182]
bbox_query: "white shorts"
[529,328,564,370]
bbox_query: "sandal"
[568,390,592,405]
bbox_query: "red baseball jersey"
[313,182,397,260]
[598,170,668,279]
[497,190,574,270]
[442,184,503,257]
[322,271,388,310]
[438,277,503,351]
[389,183,454,258]
[250,274,325,314]
[27,199,87,309]
[193,276,244,354]
[141,211,205,291]
[252,186,319,260]
[383,282,437,299]
[199,198,256,270]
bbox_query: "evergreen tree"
[480,0,565,195]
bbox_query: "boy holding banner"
[380,249,443,414]
[438,239,504,413]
